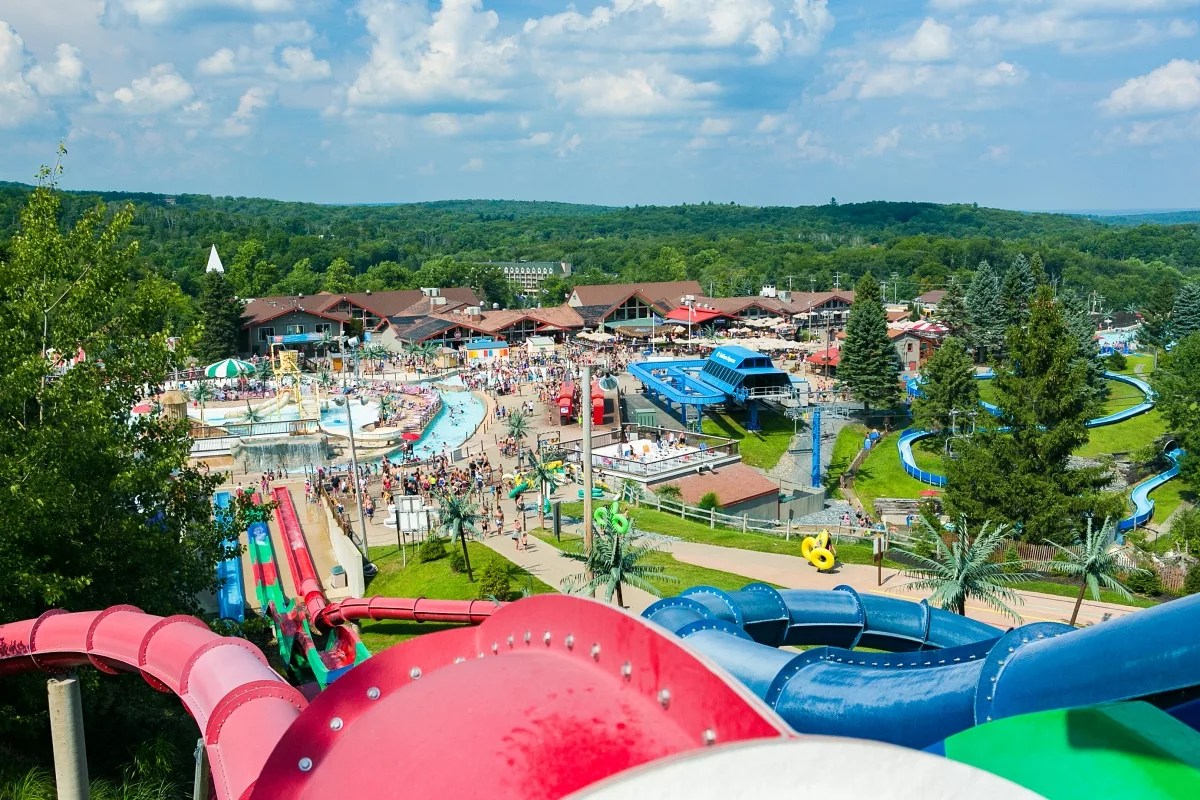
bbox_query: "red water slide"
[0,607,305,800]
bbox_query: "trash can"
[330,565,347,589]
[634,409,657,428]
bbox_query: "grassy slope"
[826,423,868,498]
[851,433,931,513]
[359,542,555,652]
[701,408,794,470]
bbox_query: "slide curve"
[899,370,1181,533]
[644,584,1200,749]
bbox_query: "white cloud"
[864,126,901,155]
[218,86,271,137]
[252,21,314,44]
[119,0,295,25]
[460,156,484,171]
[1109,114,1200,146]
[269,47,331,82]
[197,48,237,76]
[699,117,733,136]
[755,113,783,133]
[795,129,837,162]
[890,18,953,63]
[422,113,462,135]
[25,42,86,96]
[1101,59,1200,115]
[554,67,718,117]
[0,22,39,126]
[967,8,1196,54]
[833,59,1025,100]
[103,63,193,114]
[555,132,582,157]
[983,144,1010,161]
[523,131,553,146]
[347,0,518,107]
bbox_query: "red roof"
[809,347,840,367]
[664,307,728,325]
[668,463,779,507]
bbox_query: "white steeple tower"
[206,245,225,273]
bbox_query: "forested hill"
[0,181,1196,313]
[1093,210,1200,226]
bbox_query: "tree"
[1172,282,1200,342]
[506,409,529,443]
[999,254,1035,330]
[275,257,322,296]
[1151,332,1200,482]
[946,286,1113,543]
[1171,507,1200,557]
[896,517,1038,621]
[965,260,1003,361]
[436,491,481,581]
[0,173,225,772]
[1037,518,1139,626]
[190,381,214,420]
[1058,288,1108,404]
[195,269,243,362]
[561,503,674,607]
[911,336,979,434]
[838,273,900,411]
[1139,281,1177,350]
[524,453,561,526]
[937,275,968,338]
[467,261,515,308]
[323,257,355,293]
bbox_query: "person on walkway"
[512,516,523,551]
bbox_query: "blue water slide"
[214,490,246,622]
[647,585,1200,749]
[1118,448,1184,533]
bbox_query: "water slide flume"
[214,491,245,623]
[898,371,1180,532]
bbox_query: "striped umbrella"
[204,358,257,378]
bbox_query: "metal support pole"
[337,397,373,570]
[582,364,594,553]
[193,738,211,800]
[47,673,89,800]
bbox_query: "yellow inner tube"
[810,547,835,571]
[816,529,831,548]
[801,536,818,559]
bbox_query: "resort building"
[480,260,573,293]
[567,280,704,332]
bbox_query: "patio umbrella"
[401,432,421,441]
[204,358,257,378]
[919,489,941,497]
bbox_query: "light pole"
[333,394,376,575]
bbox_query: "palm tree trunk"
[1070,580,1086,626]
[460,534,473,582]
[956,597,966,616]
[615,581,624,608]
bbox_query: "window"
[315,323,332,334]
[258,327,275,341]
[285,324,305,335]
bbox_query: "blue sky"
[1,1,1199,209]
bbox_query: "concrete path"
[664,540,1138,629]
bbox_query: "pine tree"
[196,269,243,362]
[999,254,1035,330]
[1029,252,1048,286]
[323,257,355,293]
[946,286,1113,543]
[1058,289,1107,404]
[965,260,1003,362]
[839,273,901,412]
[912,337,979,434]
[1172,282,1200,342]
[1139,281,1177,350]
[937,275,968,338]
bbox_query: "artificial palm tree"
[1037,517,1142,626]
[896,516,1040,622]
[561,505,675,607]
[190,381,214,421]
[436,491,482,581]
[242,400,267,426]
[506,410,529,442]
[523,453,560,525]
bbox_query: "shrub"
[1125,568,1163,596]
[656,484,682,501]
[1001,542,1023,574]
[477,559,512,601]
[697,491,721,510]
[448,547,466,573]
[417,535,448,563]
[1105,351,1128,371]
[1184,564,1200,596]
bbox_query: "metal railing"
[188,418,321,456]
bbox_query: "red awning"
[808,347,840,367]
[664,307,727,325]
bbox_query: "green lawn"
[826,423,868,498]
[1148,479,1194,525]
[359,542,555,652]
[1008,578,1158,608]
[560,502,900,568]
[701,408,794,470]
[851,433,932,513]
[1115,353,1156,376]
[1075,408,1166,457]
[529,527,774,594]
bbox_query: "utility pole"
[890,271,900,304]
[582,364,595,554]
[786,275,793,292]
[809,277,816,294]
[833,272,841,290]
[48,673,88,800]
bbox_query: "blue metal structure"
[643,584,1200,750]
[214,490,246,622]
[810,406,822,488]
[898,369,1181,537]
[628,345,793,431]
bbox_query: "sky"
[1,0,1199,210]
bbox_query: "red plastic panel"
[253,595,789,799]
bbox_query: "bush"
[477,559,512,601]
[1001,542,1023,574]
[447,547,466,573]
[697,491,721,510]
[1184,564,1200,596]
[1125,568,1164,596]
[1105,351,1128,371]
[417,535,448,563]
[656,484,682,501]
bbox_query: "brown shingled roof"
[666,463,779,508]
[570,281,703,311]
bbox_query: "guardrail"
[188,418,321,457]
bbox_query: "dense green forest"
[1,181,1196,318]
